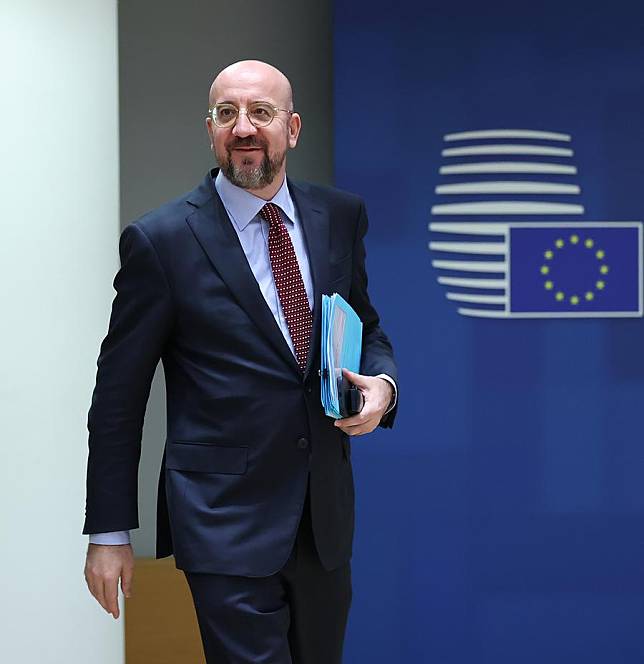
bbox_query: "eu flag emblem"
[430,130,643,318]
[510,224,641,316]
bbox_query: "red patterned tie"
[260,203,313,371]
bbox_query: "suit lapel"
[185,173,301,375]
[289,180,331,379]
[184,173,332,380]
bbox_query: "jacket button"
[297,437,309,449]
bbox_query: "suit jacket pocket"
[166,441,248,474]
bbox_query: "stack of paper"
[320,293,363,418]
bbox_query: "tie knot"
[260,203,284,228]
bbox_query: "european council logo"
[429,129,643,318]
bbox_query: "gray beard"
[221,149,286,190]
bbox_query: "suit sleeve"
[82,223,173,534]
[349,201,399,428]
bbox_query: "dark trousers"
[184,485,352,664]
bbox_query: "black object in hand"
[339,375,364,418]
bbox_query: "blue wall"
[334,3,644,662]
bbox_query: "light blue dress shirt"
[89,172,396,546]
[214,170,314,355]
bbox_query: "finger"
[92,577,110,614]
[121,566,134,599]
[335,414,375,432]
[85,576,100,608]
[336,424,370,436]
[104,576,120,619]
[334,412,364,427]
[342,368,370,388]
[335,399,384,428]
[334,415,371,430]
[335,418,377,436]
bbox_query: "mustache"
[226,137,267,150]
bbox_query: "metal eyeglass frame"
[207,102,294,128]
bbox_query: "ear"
[205,117,215,150]
[288,112,302,149]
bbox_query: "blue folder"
[320,293,363,418]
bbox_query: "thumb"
[342,368,368,388]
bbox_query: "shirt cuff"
[375,374,398,414]
[89,530,131,545]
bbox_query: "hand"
[334,368,394,436]
[84,543,134,619]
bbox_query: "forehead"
[213,69,284,105]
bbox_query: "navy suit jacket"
[83,170,398,576]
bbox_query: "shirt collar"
[215,169,296,232]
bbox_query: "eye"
[249,103,273,123]
[214,105,238,125]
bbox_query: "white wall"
[0,1,123,661]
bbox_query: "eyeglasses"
[207,102,294,128]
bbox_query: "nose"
[232,109,257,138]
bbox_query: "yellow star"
[555,239,564,249]
[596,250,605,259]
[540,265,550,275]
[570,234,579,244]
[585,239,594,248]
[596,280,605,290]
[600,265,609,274]
[556,291,565,301]
[585,292,594,301]
[544,280,553,290]
[570,295,580,305]
[544,250,554,260]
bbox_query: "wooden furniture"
[125,557,205,663]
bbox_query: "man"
[83,60,398,664]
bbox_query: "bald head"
[209,60,293,110]
[205,60,302,198]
